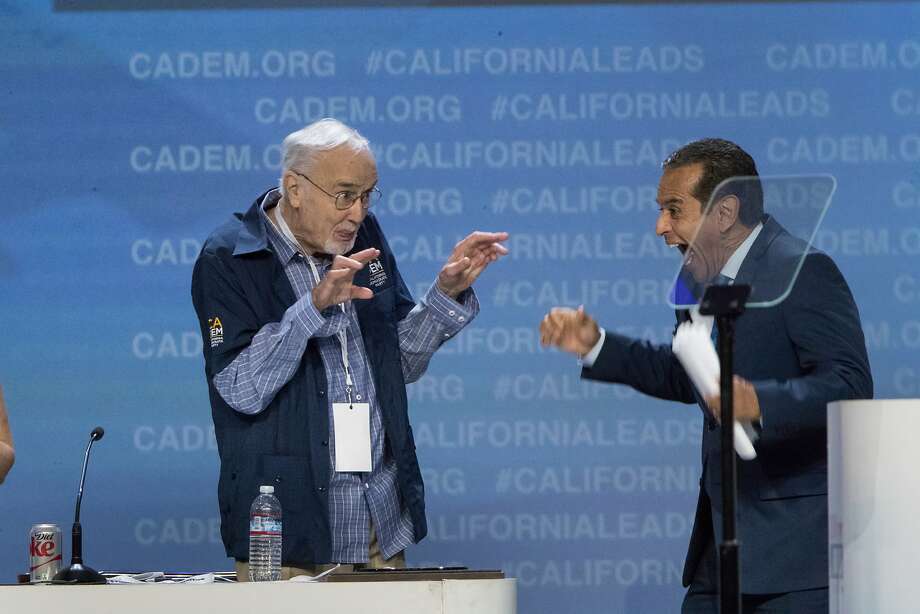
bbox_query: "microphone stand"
[700,284,750,614]
[53,428,107,584]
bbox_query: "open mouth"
[669,242,695,266]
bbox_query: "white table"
[828,398,920,614]
[2,578,516,614]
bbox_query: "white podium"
[828,398,920,614]
[1,578,516,614]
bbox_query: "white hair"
[278,118,372,196]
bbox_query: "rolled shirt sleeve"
[397,283,479,383]
[212,293,348,415]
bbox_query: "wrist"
[312,287,329,312]
[582,329,601,355]
[437,280,460,300]
[577,327,602,357]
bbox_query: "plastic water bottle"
[248,485,282,581]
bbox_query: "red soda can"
[29,524,62,583]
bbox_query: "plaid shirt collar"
[258,188,332,269]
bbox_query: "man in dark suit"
[540,138,872,613]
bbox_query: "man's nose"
[655,211,670,237]
[346,202,367,224]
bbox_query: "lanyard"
[273,199,355,404]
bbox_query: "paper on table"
[672,316,757,460]
[288,564,342,582]
[107,572,164,584]
[105,572,231,584]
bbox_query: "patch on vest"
[208,316,224,348]
[368,259,388,288]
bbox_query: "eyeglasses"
[290,170,382,210]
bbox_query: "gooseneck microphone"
[52,426,107,584]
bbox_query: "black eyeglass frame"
[289,169,381,210]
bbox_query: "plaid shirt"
[213,190,477,562]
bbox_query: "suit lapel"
[734,215,782,292]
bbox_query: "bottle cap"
[259,485,275,494]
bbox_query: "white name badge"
[332,402,372,473]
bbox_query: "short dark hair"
[662,138,763,227]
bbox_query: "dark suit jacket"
[582,215,872,594]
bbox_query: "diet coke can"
[29,524,62,583]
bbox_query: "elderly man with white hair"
[192,118,507,580]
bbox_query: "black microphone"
[52,426,107,584]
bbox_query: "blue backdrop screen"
[1,2,918,611]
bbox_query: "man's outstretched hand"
[540,306,601,357]
[437,231,509,299]
[312,247,380,311]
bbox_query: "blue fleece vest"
[192,191,426,563]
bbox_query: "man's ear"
[716,195,741,232]
[283,172,302,209]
